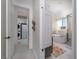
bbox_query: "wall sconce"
[32,20,36,31]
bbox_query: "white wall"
[33,0,52,59]
[32,0,40,59]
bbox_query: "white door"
[6,0,17,59]
[1,0,6,59]
[42,5,52,49]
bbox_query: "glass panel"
[57,17,67,29]
[22,24,28,39]
[62,17,67,27]
[57,19,62,27]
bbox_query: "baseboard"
[32,49,38,59]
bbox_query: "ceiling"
[13,0,72,17]
[46,0,72,17]
[13,0,33,7]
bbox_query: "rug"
[52,44,65,57]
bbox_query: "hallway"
[13,43,35,59]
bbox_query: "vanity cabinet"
[45,46,52,58]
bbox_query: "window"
[57,17,67,29]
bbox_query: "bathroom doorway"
[45,0,73,59]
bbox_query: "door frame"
[13,3,33,49]
[72,0,76,59]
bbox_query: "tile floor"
[13,43,35,59]
[46,42,72,59]
[12,42,72,59]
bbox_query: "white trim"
[72,0,76,59]
[6,0,9,58]
[39,0,45,59]
[13,3,33,49]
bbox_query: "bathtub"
[52,34,67,43]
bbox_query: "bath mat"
[52,44,65,57]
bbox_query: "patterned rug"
[52,44,65,57]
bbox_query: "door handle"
[5,36,11,39]
[41,48,44,52]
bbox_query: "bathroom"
[51,14,72,59]
[45,0,72,59]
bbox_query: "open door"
[1,0,6,59]
[6,0,17,59]
[2,0,16,59]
